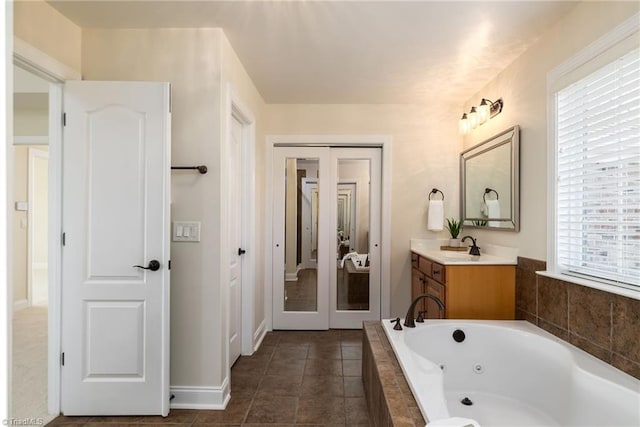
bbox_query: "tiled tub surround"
[516,256,640,380]
[362,322,425,427]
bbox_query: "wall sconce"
[459,98,504,134]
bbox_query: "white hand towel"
[427,200,444,231]
[486,199,501,227]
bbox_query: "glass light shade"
[459,113,469,134]
[478,100,490,123]
[468,107,478,129]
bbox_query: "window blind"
[556,47,640,288]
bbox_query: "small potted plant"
[446,218,462,247]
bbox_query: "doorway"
[11,65,54,424]
[271,146,383,330]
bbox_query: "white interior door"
[61,81,171,415]
[228,115,243,366]
[330,149,381,328]
[272,147,330,330]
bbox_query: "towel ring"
[429,188,444,200]
[483,188,499,202]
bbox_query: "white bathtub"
[382,320,640,427]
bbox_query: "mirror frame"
[460,125,520,232]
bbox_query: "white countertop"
[410,238,517,266]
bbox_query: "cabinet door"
[411,268,425,317]
[426,278,446,319]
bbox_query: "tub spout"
[403,294,445,328]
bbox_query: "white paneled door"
[228,115,243,366]
[61,81,171,415]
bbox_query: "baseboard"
[14,299,29,311]
[170,378,230,410]
[253,319,267,352]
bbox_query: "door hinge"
[168,260,171,270]
[63,113,66,127]
[61,352,65,366]
[62,232,66,246]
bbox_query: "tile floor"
[49,330,370,426]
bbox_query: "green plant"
[446,218,462,238]
[472,219,488,227]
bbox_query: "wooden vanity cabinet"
[410,251,515,320]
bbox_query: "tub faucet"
[461,235,481,256]
[403,294,445,328]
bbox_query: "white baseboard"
[285,272,298,281]
[14,299,29,311]
[170,378,230,410]
[253,319,267,352]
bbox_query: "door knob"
[238,248,246,256]
[133,260,161,271]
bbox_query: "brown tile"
[252,343,276,358]
[139,410,199,424]
[261,332,281,346]
[345,397,370,425]
[231,357,269,376]
[256,375,302,397]
[538,319,569,340]
[193,398,252,424]
[272,343,309,360]
[341,345,362,360]
[537,275,568,328]
[245,395,297,424]
[516,259,538,314]
[611,353,640,380]
[84,424,139,427]
[612,295,640,363]
[341,330,363,346]
[230,372,261,398]
[304,359,343,376]
[307,342,342,359]
[48,417,91,425]
[296,397,345,424]
[300,375,344,397]
[409,406,426,426]
[342,359,362,377]
[86,417,141,423]
[568,284,612,349]
[515,308,537,324]
[517,256,546,272]
[344,377,365,397]
[266,357,306,376]
[570,334,611,363]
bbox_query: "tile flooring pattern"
[49,330,370,427]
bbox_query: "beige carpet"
[12,305,54,424]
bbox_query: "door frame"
[224,84,256,360]
[28,147,49,306]
[12,37,81,417]
[264,135,393,330]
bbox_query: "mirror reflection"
[284,158,318,311]
[461,126,520,231]
[336,159,371,311]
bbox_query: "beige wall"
[264,104,462,317]
[83,28,267,391]
[14,0,82,72]
[461,1,639,261]
[220,33,267,346]
[14,108,47,136]
[83,28,225,387]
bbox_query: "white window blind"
[556,47,640,288]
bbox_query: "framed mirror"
[460,125,520,231]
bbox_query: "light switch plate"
[173,221,201,242]
[15,201,28,211]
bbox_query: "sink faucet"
[461,235,481,256]
[403,294,445,328]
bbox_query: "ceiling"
[48,0,577,104]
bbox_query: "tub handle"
[391,317,403,331]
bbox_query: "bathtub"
[382,320,640,427]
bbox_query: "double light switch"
[173,221,201,242]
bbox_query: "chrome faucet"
[461,235,481,256]
[403,294,445,328]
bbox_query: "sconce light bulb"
[459,113,469,134]
[478,99,491,124]
[468,107,479,129]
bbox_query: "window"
[553,45,640,290]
